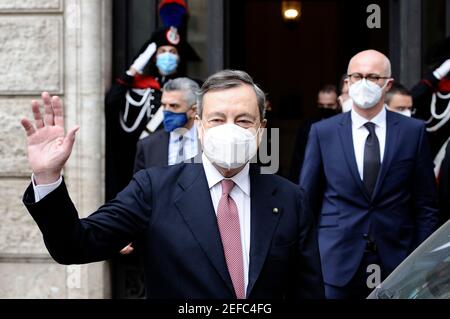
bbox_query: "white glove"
[131,42,157,74]
[433,59,450,80]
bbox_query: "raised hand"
[21,92,79,185]
[434,59,450,80]
[130,42,157,75]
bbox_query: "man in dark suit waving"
[20,70,324,299]
[300,50,439,299]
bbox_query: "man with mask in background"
[300,50,438,299]
[105,26,200,201]
[134,77,200,172]
[385,82,414,117]
[20,70,324,299]
[289,85,340,183]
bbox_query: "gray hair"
[197,69,266,121]
[163,77,200,107]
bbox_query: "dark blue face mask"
[163,110,188,132]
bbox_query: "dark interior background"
[226,0,390,178]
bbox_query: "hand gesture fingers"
[120,243,134,255]
[63,125,80,154]
[21,92,80,185]
[52,96,64,127]
[31,99,44,129]
[20,118,36,137]
[42,92,55,126]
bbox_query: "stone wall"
[0,0,112,298]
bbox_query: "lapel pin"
[272,207,279,214]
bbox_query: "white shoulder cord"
[139,106,164,139]
[426,92,450,132]
[120,88,155,133]
[433,136,450,177]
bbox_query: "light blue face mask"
[156,52,179,75]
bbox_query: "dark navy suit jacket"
[134,128,202,173]
[134,128,169,172]
[23,163,324,299]
[300,110,438,287]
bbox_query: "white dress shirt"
[201,153,251,295]
[168,125,198,165]
[351,106,387,180]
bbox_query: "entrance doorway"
[226,0,390,179]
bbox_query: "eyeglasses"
[347,73,390,84]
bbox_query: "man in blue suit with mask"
[20,70,324,299]
[300,50,439,299]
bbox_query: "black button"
[363,233,369,239]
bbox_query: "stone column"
[0,0,112,298]
[389,0,422,88]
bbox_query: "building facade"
[0,0,112,298]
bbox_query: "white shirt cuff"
[31,174,63,202]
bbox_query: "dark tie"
[363,122,380,196]
[175,135,186,163]
[217,179,245,299]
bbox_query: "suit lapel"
[161,131,169,165]
[147,129,170,166]
[246,165,281,297]
[338,112,370,201]
[372,110,400,199]
[174,164,235,296]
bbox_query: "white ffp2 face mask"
[387,106,412,117]
[200,123,260,170]
[398,109,412,117]
[349,79,388,109]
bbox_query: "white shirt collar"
[170,124,197,142]
[201,153,250,196]
[351,105,387,129]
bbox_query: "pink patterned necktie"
[217,179,245,299]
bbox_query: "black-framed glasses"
[347,73,390,84]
